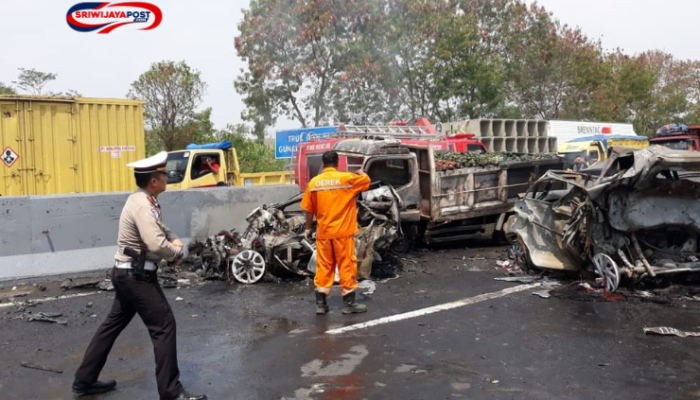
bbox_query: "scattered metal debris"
[495,276,538,284]
[644,327,700,338]
[25,312,67,325]
[21,362,63,374]
[97,280,114,291]
[159,276,178,289]
[532,290,552,299]
[506,146,700,292]
[61,278,113,292]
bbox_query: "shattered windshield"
[166,152,189,184]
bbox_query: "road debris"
[643,327,700,338]
[21,362,63,374]
[61,278,113,292]
[25,312,68,325]
[532,290,552,299]
[359,280,377,295]
[175,297,184,302]
[495,276,538,284]
[159,276,178,289]
[505,146,700,293]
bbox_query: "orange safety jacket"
[300,167,371,240]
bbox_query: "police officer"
[72,152,207,400]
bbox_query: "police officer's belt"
[114,260,157,271]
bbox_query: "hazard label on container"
[2,146,19,168]
[99,146,136,152]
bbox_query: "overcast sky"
[1,0,698,135]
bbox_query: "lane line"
[0,291,102,309]
[325,283,541,335]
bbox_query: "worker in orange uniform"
[300,150,371,315]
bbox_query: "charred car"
[505,146,700,292]
[183,185,403,284]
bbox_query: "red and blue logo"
[67,2,162,33]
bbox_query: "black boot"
[315,292,329,315]
[72,380,117,397]
[342,292,367,314]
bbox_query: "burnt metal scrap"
[505,146,700,292]
[183,186,403,284]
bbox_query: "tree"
[383,0,511,122]
[48,89,83,97]
[502,3,605,120]
[235,0,394,128]
[583,51,656,129]
[143,108,216,156]
[0,82,15,94]
[13,68,57,95]
[218,123,287,173]
[128,61,208,151]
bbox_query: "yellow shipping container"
[0,95,146,196]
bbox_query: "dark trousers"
[74,268,184,400]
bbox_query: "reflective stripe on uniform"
[310,185,353,192]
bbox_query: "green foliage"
[436,150,560,168]
[0,82,15,94]
[128,60,208,151]
[218,124,287,173]
[235,0,700,134]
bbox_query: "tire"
[390,235,412,255]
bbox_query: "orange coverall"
[300,167,371,295]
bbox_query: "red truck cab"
[294,121,487,191]
[650,125,700,151]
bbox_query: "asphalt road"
[1,244,700,400]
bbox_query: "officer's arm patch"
[151,208,160,220]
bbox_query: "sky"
[1,0,699,136]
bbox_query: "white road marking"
[301,345,369,377]
[0,291,102,309]
[325,283,541,335]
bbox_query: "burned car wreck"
[182,184,403,284]
[505,146,700,292]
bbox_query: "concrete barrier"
[0,185,299,281]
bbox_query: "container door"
[0,101,25,196]
[24,101,78,195]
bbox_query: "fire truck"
[294,118,488,190]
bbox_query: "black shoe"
[342,291,367,314]
[72,380,117,396]
[174,390,207,400]
[315,291,329,315]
